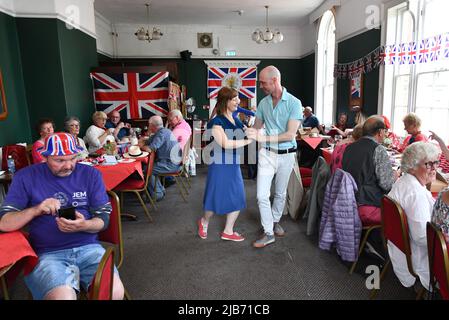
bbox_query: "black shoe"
[165,180,176,188]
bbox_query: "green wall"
[0,12,32,145]
[15,18,98,140]
[336,29,381,126]
[298,53,315,107]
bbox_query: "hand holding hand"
[107,128,115,134]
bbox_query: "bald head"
[362,115,386,137]
[109,110,121,125]
[260,66,281,81]
[259,65,282,96]
[304,106,313,117]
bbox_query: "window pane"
[415,71,449,142]
[392,75,410,135]
[423,0,449,38]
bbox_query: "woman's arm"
[430,131,449,159]
[212,125,251,149]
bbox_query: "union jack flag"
[398,43,408,64]
[407,42,418,64]
[365,54,373,73]
[207,67,257,99]
[429,35,442,62]
[90,72,169,119]
[387,45,398,64]
[418,38,430,63]
[373,47,385,68]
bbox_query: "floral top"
[432,188,449,242]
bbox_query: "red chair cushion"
[1,145,29,171]
[382,197,409,253]
[114,178,145,191]
[302,177,312,188]
[299,167,312,177]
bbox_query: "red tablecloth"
[301,137,324,149]
[95,161,144,191]
[321,147,333,165]
[0,231,37,275]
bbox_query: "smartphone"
[58,207,76,220]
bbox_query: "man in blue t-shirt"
[302,106,320,130]
[0,132,124,300]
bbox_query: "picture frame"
[0,68,7,121]
[349,73,363,108]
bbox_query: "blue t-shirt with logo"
[0,163,109,254]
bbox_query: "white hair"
[401,142,440,173]
[169,109,183,119]
[149,116,163,128]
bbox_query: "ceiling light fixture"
[134,3,163,43]
[252,5,283,44]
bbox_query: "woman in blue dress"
[198,87,253,242]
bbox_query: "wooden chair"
[113,152,156,223]
[370,195,425,299]
[88,247,115,300]
[156,137,192,202]
[426,222,449,299]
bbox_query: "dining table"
[93,160,144,191]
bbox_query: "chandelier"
[134,3,163,43]
[252,5,284,44]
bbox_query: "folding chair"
[370,195,425,299]
[156,137,192,202]
[426,222,449,299]
[349,223,382,274]
[114,152,156,223]
[88,247,115,300]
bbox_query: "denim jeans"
[148,160,181,200]
[256,148,295,235]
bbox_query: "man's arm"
[374,145,396,192]
[0,198,60,232]
[247,119,300,143]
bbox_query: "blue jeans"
[148,160,181,200]
[24,243,118,300]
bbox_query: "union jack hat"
[41,132,84,157]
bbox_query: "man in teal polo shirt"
[246,65,302,248]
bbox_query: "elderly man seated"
[302,106,320,130]
[342,115,398,226]
[388,142,440,291]
[105,110,131,142]
[0,132,124,300]
[167,109,192,151]
[139,116,181,201]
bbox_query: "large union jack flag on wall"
[207,67,257,99]
[90,72,169,119]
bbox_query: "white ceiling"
[94,0,326,27]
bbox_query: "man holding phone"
[0,132,124,300]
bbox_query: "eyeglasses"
[424,160,440,169]
[69,124,80,128]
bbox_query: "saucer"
[118,158,136,163]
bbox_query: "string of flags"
[334,32,449,79]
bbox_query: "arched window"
[315,10,336,126]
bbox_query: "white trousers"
[256,148,295,235]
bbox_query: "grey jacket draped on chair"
[303,156,331,235]
[319,169,362,262]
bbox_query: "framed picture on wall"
[349,73,363,108]
[0,69,7,121]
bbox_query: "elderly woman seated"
[32,118,55,164]
[83,111,115,153]
[388,141,440,290]
[64,116,89,160]
[397,113,428,152]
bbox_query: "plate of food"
[118,158,136,163]
[78,161,94,166]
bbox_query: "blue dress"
[203,115,246,215]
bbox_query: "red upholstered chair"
[101,191,124,269]
[88,247,115,300]
[1,145,30,171]
[370,195,425,299]
[349,223,382,274]
[113,152,156,223]
[426,222,449,299]
[299,167,312,188]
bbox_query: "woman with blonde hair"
[398,113,428,152]
[83,111,115,153]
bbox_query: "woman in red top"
[397,113,428,152]
[31,118,55,164]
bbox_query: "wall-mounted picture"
[349,73,363,108]
[0,69,7,121]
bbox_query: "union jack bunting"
[365,54,373,73]
[207,67,257,99]
[341,64,347,79]
[387,45,398,64]
[398,43,408,64]
[90,72,169,119]
[443,33,449,59]
[357,59,365,74]
[418,38,430,63]
[407,42,418,64]
[428,35,442,62]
